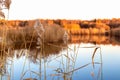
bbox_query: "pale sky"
[4,0,120,20]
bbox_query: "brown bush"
[44,24,65,42]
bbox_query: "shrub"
[44,24,65,42]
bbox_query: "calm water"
[0,35,120,80]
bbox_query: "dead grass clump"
[6,27,37,48]
[6,23,66,48]
[44,24,65,42]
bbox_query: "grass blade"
[92,47,99,68]
[66,63,91,74]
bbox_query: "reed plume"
[0,10,5,18]
[4,0,11,10]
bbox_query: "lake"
[0,35,120,80]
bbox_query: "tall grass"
[1,19,66,50]
[0,19,103,80]
[6,27,36,49]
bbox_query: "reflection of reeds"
[20,49,41,80]
[49,44,79,79]
[1,42,103,80]
[0,47,14,80]
[64,62,101,74]
[48,43,102,80]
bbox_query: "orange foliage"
[47,20,53,25]
[63,23,80,30]
[96,22,110,30]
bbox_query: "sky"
[3,0,120,20]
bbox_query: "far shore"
[0,18,120,45]
[1,19,120,35]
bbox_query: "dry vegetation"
[0,18,120,50]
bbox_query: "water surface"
[0,35,120,80]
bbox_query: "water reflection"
[70,35,120,45]
[0,35,120,80]
[110,36,120,45]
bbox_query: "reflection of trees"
[28,43,65,63]
[7,43,66,63]
[70,35,120,45]
[18,43,67,80]
[0,42,66,80]
[0,41,104,80]
[110,36,120,45]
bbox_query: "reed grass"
[0,21,65,50]
[6,27,37,48]
[0,19,103,80]
[0,11,5,18]
[0,40,103,80]
[48,42,102,80]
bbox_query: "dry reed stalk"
[34,19,47,80]
[4,0,11,18]
[66,63,91,74]
[92,47,100,68]
[79,45,102,69]
[0,25,9,53]
[0,10,5,18]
